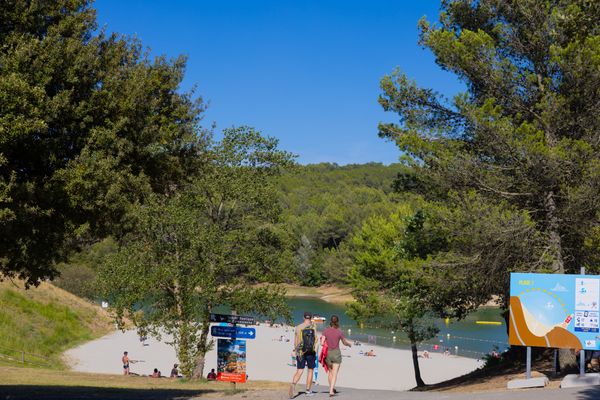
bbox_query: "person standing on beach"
[321,315,351,397]
[122,351,130,375]
[289,311,317,398]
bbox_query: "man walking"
[289,311,317,398]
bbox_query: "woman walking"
[320,315,351,397]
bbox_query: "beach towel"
[319,341,329,373]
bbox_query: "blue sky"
[95,0,463,165]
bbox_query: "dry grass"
[0,365,286,399]
[0,280,114,334]
[414,352,565,393]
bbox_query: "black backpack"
[300,325,316,355]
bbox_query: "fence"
[0,346,52,367]
[348,331,508,359]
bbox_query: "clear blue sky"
[94,0,462,165]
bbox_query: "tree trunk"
[409,330,426,387]
[544,191,564,274]
[173,280,194,378]
[543,191,575,368]
[192,319,211,379]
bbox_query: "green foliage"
[278,163,401,284]
[0,288,100,368]
[348,200,489,386]
[0,0,206,285]
[53,238,117,300]
[378,0,600,307]
[97,127,294,379]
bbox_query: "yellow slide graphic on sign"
[508,296,582,350]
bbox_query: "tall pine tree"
[379,0,600,366]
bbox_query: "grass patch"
[0,365,286,399]
[0,281,113,369]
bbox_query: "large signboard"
[216,339,247,383]
[509,272,600,350]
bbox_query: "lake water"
[284,297,508,359]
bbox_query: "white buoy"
[393,336,397,341]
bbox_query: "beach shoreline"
[65,324,482,391]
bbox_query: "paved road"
[225,384,600,400]
[2,383,599,399]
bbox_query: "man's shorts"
[296,353,316,369]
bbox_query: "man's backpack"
[299,325,316,356]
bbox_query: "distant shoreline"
[279,284,354,305]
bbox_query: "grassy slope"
[0,280,113,368]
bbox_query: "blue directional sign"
[211,325,256,339]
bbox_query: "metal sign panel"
[211,325,256,339]
[210,313,255,325]
[509,272,600,350]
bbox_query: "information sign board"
[216,339,246,383]
[509,272,600,350]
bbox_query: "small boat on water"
[312,316,326,323]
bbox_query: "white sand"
[65,324,482,391]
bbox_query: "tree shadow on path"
[0,385,222,400]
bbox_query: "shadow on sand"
[0,385,222,400]
[576,385,600,400]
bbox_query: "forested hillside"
[54,163,402,296]
[277,163,401,285]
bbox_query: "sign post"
[210,313,256,386]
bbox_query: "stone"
[507,376,549,389]
[560,373,600,388]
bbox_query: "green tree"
[378,0,600,366]
[0,0,205,285]
[348,203,477,387]
[97,127,294,378]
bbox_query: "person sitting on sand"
[170,364,179,378]
[422,350,430,359]
[151,368,161,378]
[444,348,450,356]
[207,368,217,380]
[365,349,376,357]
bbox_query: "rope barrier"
[342,330,508,358]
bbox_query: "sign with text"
[210,313,255,325]
[509,272,600,350]
[216,339,246,383]
[211,325,256,339]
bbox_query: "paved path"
[224,384,600,400]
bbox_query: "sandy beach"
[65,324,481,391]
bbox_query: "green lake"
[284,297,508,359]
